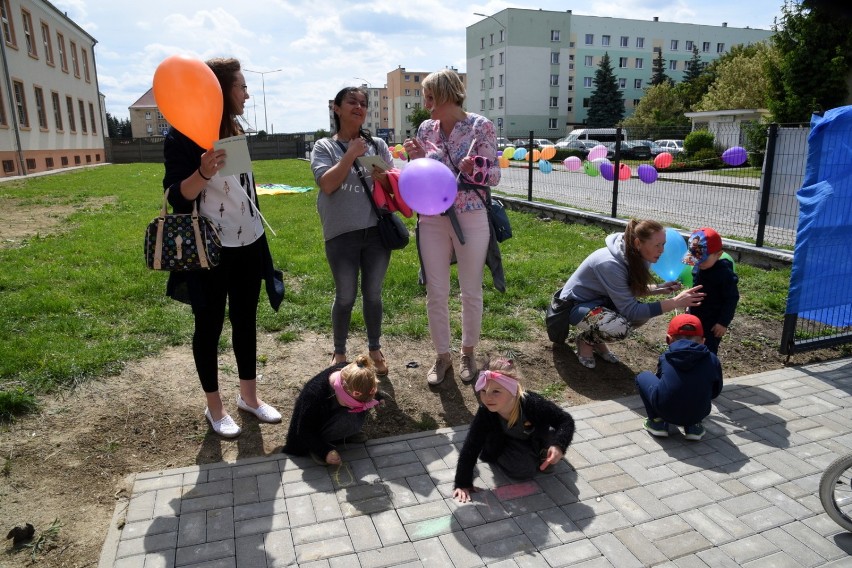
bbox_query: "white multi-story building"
[467,9,773,139]
[0,0,103,177]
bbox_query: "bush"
[683,129,715,157]
[689,148,723,169]
[742,120,767,168]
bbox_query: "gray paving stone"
[284,494,316,527]
[562,496,615,522]
[696,547,741,568]
[174,538,235,566]
[612,526,668,566]
[654,530,713,560]
[121,517,180,541]
[589,533,642,567]
[345,515,382,552]
[291,519,347,546]
[295,535,354,563]
[719,534,778,565]
[205,507,234,543]
[738,504,796,532]
[312,490,344,522]
[371,510,408,546]
[404,514,460,541]
[539,539,601,567]
[761,526,827,567]
[233,498,287,522]
[514,512,562,550]
[356,542,419,568]
[603,492,653,525]
[742,550,807,568]
[383,479,420,509]
[475,534,537,562]
[782,520,849,561]
[661,488,715,513]
[233,512,289,538]
[679,508,737,546]
[117,531,178,559]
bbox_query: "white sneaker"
[205,408,242,438]
[236,395,282,423]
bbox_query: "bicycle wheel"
[819,453,852,532]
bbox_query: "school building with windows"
[0,0,104,177]
[466,9,773,139]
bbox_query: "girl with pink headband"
[282,354,383,465]
[453,357,576,503]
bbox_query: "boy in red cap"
[635,313,723,440]
[683,227,739,354]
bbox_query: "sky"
[53,0,785,134]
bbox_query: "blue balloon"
[538,159,553,174]
[651,228,688,281]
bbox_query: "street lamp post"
[473,12,507,136]
[244,68,282,134]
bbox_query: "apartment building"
[385,66,466,142]
[467,8,773,138]
[1,0,104,176]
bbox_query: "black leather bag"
[489,198,513,242]
[545,289,575,344]
[376,212,410,250]
[144,190,222,271]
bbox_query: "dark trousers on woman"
[192,238,264,393]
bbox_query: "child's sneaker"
[643,418,669,437]
[684,423,706,441]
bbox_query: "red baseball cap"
[667,313,704,337]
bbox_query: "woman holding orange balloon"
[162,57,283,438]
[310,86,395,375]
[402,69,501,387]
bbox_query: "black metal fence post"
[527,130,534,201]
[611,127,623,218]
[755,123,778,248]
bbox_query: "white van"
[565,128,627,144]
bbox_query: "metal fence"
[495,124,807,249]
[105,133,313,164]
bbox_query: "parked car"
[496,137,511,149]
[512,138,553,150]
[631,139,665,156]
[556,138,601,155]
[603,141,653,160]
[654,139,685,154]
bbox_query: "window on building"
[585,33,593,45]
[404,74,410,81]
[0,88,6,126]
[620,36,629,47]
[480,99,484,111]
[480,57,484,70]
[582,98,590,108]
[549,96,558,108]
[78,100,86,132]
[633,99,641,106]
[404,88,410,95]
[489,77,494,88]
[636,37,644,48]
[499,51,504,64]
[415,89,420,96]
[41,22,53,65]
[51,91,61,130]
[26,158,36,169]
[669,60,677,70]
[13,81,28,127]
[499,29,504,42]
[499,74,503,86]
[717,42,725,53]
[74,155,80,164]
[81,50,90,82]
[2,160,14,173]
[489,98,494,110]
[685,40,694,51]
[703,41,710,52]
[584,55,593,66]
[670,39,678,51]
[600,35,612,47]
[634,78,642,89]
[1,0,16,47]
[635,57,644,69]
[619,57,628,68]
[549,118,558,129]
[66,96,75,131]
[550,74,559,86]
[567,84,573,91]
[57,32,67,71]
[551,52,559,64]
[498,96,503,108]
[21,9,36,56]
[45,157,53,168]
[480,79,485,90]
[490,33,493,45]
[551,30,560,41]
[34,86,46,128]
[489,55,494,67]
[583,77,592,88]
[70,41,79,77]
[88,102,96,133]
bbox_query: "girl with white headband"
[452,357,576,502]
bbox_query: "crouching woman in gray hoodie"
[547,219,705,369]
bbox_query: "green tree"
[768,0,852,122]
[683,47,704,83]
[407,106,431,132]
[675,47,712,111]
[586,53,624,127]
[315,128,331,140]
[105,113,132,138]
[694,42,776,111]
[621,83,689,139]
[650,51,672,86]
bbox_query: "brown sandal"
[370,350,388,376]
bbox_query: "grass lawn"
[0,160,792,420]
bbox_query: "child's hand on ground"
[540,446,564,470]
[711,323,728,338]
[453,487,475,503]
[325,450,341,465]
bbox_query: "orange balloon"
[153,55,223,149]
[499,157,510,168]
[540,145,556,160]
[531,149,541,162]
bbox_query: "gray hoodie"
[558,233,663,325]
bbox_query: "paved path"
[100,358,852,567]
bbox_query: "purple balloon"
[497,150,503,157]
[563,156,582,171]
[722,146,747,166]
[637,164,658,184]
[398,159,458,215]
[599,162,615,181]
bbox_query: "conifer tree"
[586,52,625,127]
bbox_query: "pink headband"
[474,370,519,396]
[332,371,379,413]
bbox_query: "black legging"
[192,238,263,393]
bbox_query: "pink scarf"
[332,371,379,413]
[474,370,519,396]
